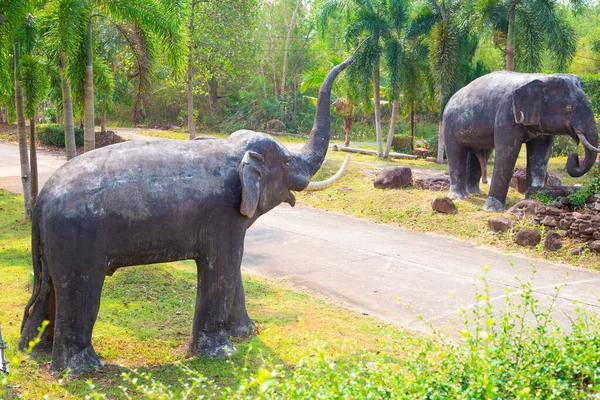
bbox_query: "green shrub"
[552,136,580,157]
[531,190,558,205]
[37,124,84,147]
[86,268,600,399]
[568,175,600,209]
[426,134,438,155]
[582,76,600,117]
[391,134,412,153]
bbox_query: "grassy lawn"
[0,190,418,398]
[298,149,600,269]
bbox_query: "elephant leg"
[466,151,483,195]
[226,266,256,338]
[447,141,469,199]
[50,254,106,374]
[190,234,240,357]
[526,135,554,198]
[484,129,523,211]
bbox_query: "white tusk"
[518,111,525,124]
[304,155,351,191]
[577,133,600,152]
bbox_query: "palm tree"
[474,0,578,72]
[318,0,389,157]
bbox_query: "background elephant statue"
[442,71,599,211]
[19,57,353,375]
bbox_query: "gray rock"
[513,228,541,247]
[590,241,600,254]
[509,168,562,194]
[431,197,458,214]
[413,176,451,192]
[544,231,563,252]
[508,200,541,218]
[488,217,514,233]
[374,167,412,189]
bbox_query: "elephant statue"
[442,72,599,211]
[19,57,353,374]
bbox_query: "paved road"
[1,139,598,334]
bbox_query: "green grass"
[0,190,417,399]
[299,149,600,269]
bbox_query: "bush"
[426,134,439,155]
[582,76,600,117]
[85,269,600,399]
[552,136,580,157]
[568,175,600,209]
[391,134,411,153]
[37,124,83,147]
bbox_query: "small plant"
[530,189,558,205]
[391,135,411,153]
[568,175,600,209]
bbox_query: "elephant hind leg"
[49,253,106,375]
[19,260,56,356]
[447,143,469,199]
[466,151,483,195]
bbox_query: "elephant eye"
[565,104,573,113]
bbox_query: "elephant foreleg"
[484,129,523,211]
[226,265,256,338]
[526,135,554,198]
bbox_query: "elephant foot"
[190,330,236,357]
[467,186,482,196]
[51,346,105,376]
[448,191,469,200]
[483,197,505,212]
[226,317,257,338]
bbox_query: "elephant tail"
[20,214,52,338]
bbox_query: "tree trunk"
[61,62,77,160]
[373,60,383,157]
[187,0,196,139]
[29,117,38,209]
[84,21,95,152]
[343,111,353,147]
[410,110,415,152]
[100,99,107,133]
[14,43,31,219]
[506,0,517,71]
[437,95,446,163]
[280,0,301,101]
[208,77,220,118]
[384,99,400,158]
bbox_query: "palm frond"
[429,19,459,106]
[514,6,543,72]
[19,54,46,118]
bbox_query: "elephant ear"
[513,80,545,126]
[239,151,265,218]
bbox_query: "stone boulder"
[508,200,541,218]
[374,167,412,189]
[513,228,541,247]
[414,176,451,192]
[488,217,514,233]
[432,197,457,214]
[590,241,600,254]
[544,231,563,252]
[509,168,562,194]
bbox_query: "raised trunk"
[289,56,353,190]
[373,61,383,157]
[84,22,95,152]
[384,99,400,158]
[567,119,599,177]
[506,0,517,71]
[29,118,38,209]
[188,0,196,139]
[410,110,415,151]
[15,43,32,219]
[61,58,77,160]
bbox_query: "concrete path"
[1,139,599,334]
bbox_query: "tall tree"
[187,0,196,139]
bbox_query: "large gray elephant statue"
[19,57,353,374]
[442,71,599,211]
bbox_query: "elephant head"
[513,75,599,177]
[233,56,353,218]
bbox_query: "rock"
[374,167,412,189]
[337,185,353,191]
[513,228,541,247]
[413,176,451,192]
[544,231,563,252]
[540,215,558,227]
[590,241,600,254]
[413,148,432,158]
[508,200,541,218]
[488,217,514,232]
[509,168,562,194]
[431,197,457,214]
[570,247,581,255]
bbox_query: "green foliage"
[426,134,439,155]
[531,190,559,204]
[582,76,600,117]
[568,175,600,209]
[391,134,411,153]
[552,135,579,157]
[37,123,83,147]
[87,270,600,398]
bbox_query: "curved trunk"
[289,56,353,190]
[566,118,598,178]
